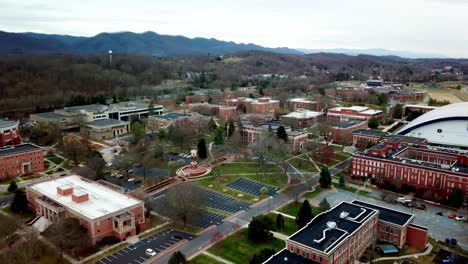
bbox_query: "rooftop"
[30,175,141,220]
[283,110,323,119]
[64,104,107,113]
[333,120,365,129]
[387,135,427,144]
[288,98,316,103]
[289,202,377,253]
[155,112,190,121]
[0,119,18,128]
[352,201,413,226]
[352,129,389,138]
[0,143,42,157]
[85,118,129,127]
[265,249,319,264]
[33,112,74,119]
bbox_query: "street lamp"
[268,196,273,212]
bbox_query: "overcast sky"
[1,0,467,57]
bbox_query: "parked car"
[448,213,457,219]
[145,248,156,256]
[455,216,465,221]
[436,212,443,216]
[415,204,426,210]
[395,197,412,204]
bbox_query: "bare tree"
[317,120,332,146]
[252,132,276,180]
[165,183,206,227]
[45,218,90,259]
[6,228,43,264]
[62,139,89,166]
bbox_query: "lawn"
[217,162,281,175]
[208,228,284,264]
[333,183,371,196]
[302,188,322,199]
[46,155,64,165]
[278,201,321,218]
[267,213,298,236]
[189,254,223,264]
[288,158,318,172]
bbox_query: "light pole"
[268,196,273,212]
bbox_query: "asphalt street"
[96,229,194,264]
[0,195,13,207]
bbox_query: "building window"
[97,229,100,233]
[437,128,442,133]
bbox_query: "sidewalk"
[202,251,234,264]
[373,243,433,262]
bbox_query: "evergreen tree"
[296,200,313,228]
[7,181,17,193]
[276,214,284,230]
[208,117,217,131]
[339,175,345,187]
[259,87,265,96]
[168,251,187,264]
[214,128,224,145]
[112,95,117,104]
[393,104,403,119]
[368,117,379,129]
[148,103,155,116]
[248,215,274,242]
[131,121,145,143]
[227,120,235,138]
[197,138,207,159]
[276,126,288,142]
[319,166,332,188]
[10,190,29,214]
[249,93,255,99]
[319,198,331,212]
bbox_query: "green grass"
[428,237,468,258]
[2,206,36,219]
[208,228,284,264]
[333,183,371,196]
[278,202,321,218]
[189,254,223,264]
[334,153,351,161]
[267,213,298,236]
[302,188,322,199]
[288,158,318,172]
[46,170,55,175]
[46,155,64,164]
[217,163,280,175]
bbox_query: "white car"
[395,197,412,204]
[455,216,465,221]
[145,248,156,257]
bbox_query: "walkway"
[271,231,289,241]
[373,243,433,262]
[202,251,234,264]
[271,210,295,220]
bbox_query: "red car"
[448,213,457,219]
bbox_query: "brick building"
[329,120,368,145]
[327,106,383,123]
[265,200,427,264]
[240,121,307,152]
[226,97,280,117]
[281,110,324,128]
[188,103,237,121]
[352,129,391,149]
[0,143,45,179]
[287,98,318,111]
[0,119,21,147]
[81,119,130,140]
[351,137,468,198]
[26,175,149,244]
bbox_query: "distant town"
[0,65,467,264]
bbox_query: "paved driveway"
[312,188,468,249]
[0,195,13,207]
[96,229,194,264]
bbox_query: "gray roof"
[334,120,365,128]
[352,129,389,138]
[0,119,17,128]
[0,143,42,157]
[157,112,189,121]
[64,104,106,113]
[33,112,69,119]
[85,118,129,127]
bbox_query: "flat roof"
[0,119,18,128]
[85,118,129,127]
[289,202,377,253]
[283,110,323,119]
[288,98,316,103]
[265,249,319,264]
[155,112,189,120]
[64,104,106,113]
[334,120,365,128]
[352,129,389,138]
[370,144,388,150]
[0,143,42,157]
[32,112,69,119]
[30,175,141,220]
[388,135,427,144]
[352,200,413,226]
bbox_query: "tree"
[46,218,89,259]
[368,117,379,129]
[81,154,106,180]
[165,183,206,227]
[169,251,187,264]
[444,188,463,208]
[214,127,224,145]
[10,190,29,214]
[197,138,207,159]
[377,94,387,105]
[156,129,168,141]
[7,181,17,193]
[296,200,313,228]
[208,117,217,131]
[259,87,264,96]
[6,228,43,264]
[63,139,88,166]
[319,198,331,212]
[317,121,332,146]
[131,121,146,143]
[248,93,255,99]
[148,103,155,116]
[260,186,268,196]
[339,174,345,187]
[248,215,274,242]
[227,120,235,138]
[393,104,403,119]
[275,214,284,231]
[250,248,276,264]
[276,126,288,142]
[319,166,332,188]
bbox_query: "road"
[0,195,13,207]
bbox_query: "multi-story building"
[226,97,280,117]
[265,200,427,264]
[240,121,307,152]
[0,143,45,179]
[0,119,21,147]
[81,119,130,141]
[327,106,383,123]
[26,175,149,244]
[188,103,237,121]
[352,129,391,149]
[329,120,368,145]
[287,98,318,111]
[281,110,324,128]
[351,137,468,198]
[30,102,163,130]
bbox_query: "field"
[189,254,223,264]
[427,91,463,103]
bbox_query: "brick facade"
[0,143,45,179]
[0,120,21,147]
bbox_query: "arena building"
[0,119,21,147]
[397,102,468,147]
[265,200,427,264]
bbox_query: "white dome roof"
[398,102,468,135]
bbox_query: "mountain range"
[0,30,450,58]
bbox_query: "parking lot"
[227,178,279,196]
[132,166,168,179]
[103,175,142,192]
[201,188,251,213]
[96,229,194,264]
[149,196,226,229]
[165,152,191,165]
